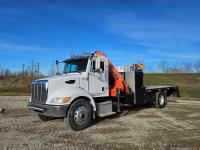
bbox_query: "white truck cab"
[28,51,111,130]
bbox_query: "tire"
[155,91,167,108]
[38,114,53,121]
[64,99,92,131]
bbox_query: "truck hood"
[37,74,81,82]
[35,74,82,97]
[33,73,90,101]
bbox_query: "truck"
[27,51,180,131]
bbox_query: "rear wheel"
[64,99,92,131]
[155,91,167,108]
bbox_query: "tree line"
[0,59,200,78]
[0,61,41,78]
[146,59,200,73]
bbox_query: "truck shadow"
[92,103,154,126]
[39,104,155,126]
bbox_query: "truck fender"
[47,87,96,111]
[70,89,96,112]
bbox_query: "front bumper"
[27,102,69,117]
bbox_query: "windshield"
[63,58,88,74]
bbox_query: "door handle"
[65,80,75,84]
[102,87,105,91]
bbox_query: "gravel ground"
[0,96,200,150]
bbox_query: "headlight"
[48,97,71,105]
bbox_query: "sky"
[0,0,200,74]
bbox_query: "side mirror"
[56,60,60,75]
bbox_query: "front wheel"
[64,99,92,131]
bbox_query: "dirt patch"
[0,96,200,149]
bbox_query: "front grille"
[31,80,48,104]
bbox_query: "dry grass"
[0,77,37,95]
[0,73,199,97]
[144,73,200,98]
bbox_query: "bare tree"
[158,60,168,73]
[183,63,192,73]
[49,61,56,76]
[36,63,40,76]
[0,68,9,77]
[146,64,155,73]
[3,68,12,77]
[168,64,183,73]
[195,59,200,72]
[22,64,25,76]
[26,61,40,76]
[0,68,4,76]
[31,61,35,76]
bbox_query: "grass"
[0,76,37,96]
[144,73,200,98]
[0,87,31,96]
[0,73,199,98]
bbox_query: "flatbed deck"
[144,85,180,97]
[145,85,176,90]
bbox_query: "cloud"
[102,0,200,52]
[149,49,200,60]
[106,14,199,44]
[0,42,54,53]
[104,49,128,55]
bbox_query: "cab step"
[96,101,116,117]
[98,112,116,117]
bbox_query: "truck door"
[88,56,108,97]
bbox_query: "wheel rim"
[74,106,88,125]
[159,94,165,106]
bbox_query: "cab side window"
[90,60,96,72]
[100,61,104,72]
[93,61,96,70]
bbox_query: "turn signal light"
[63,97,71,103]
